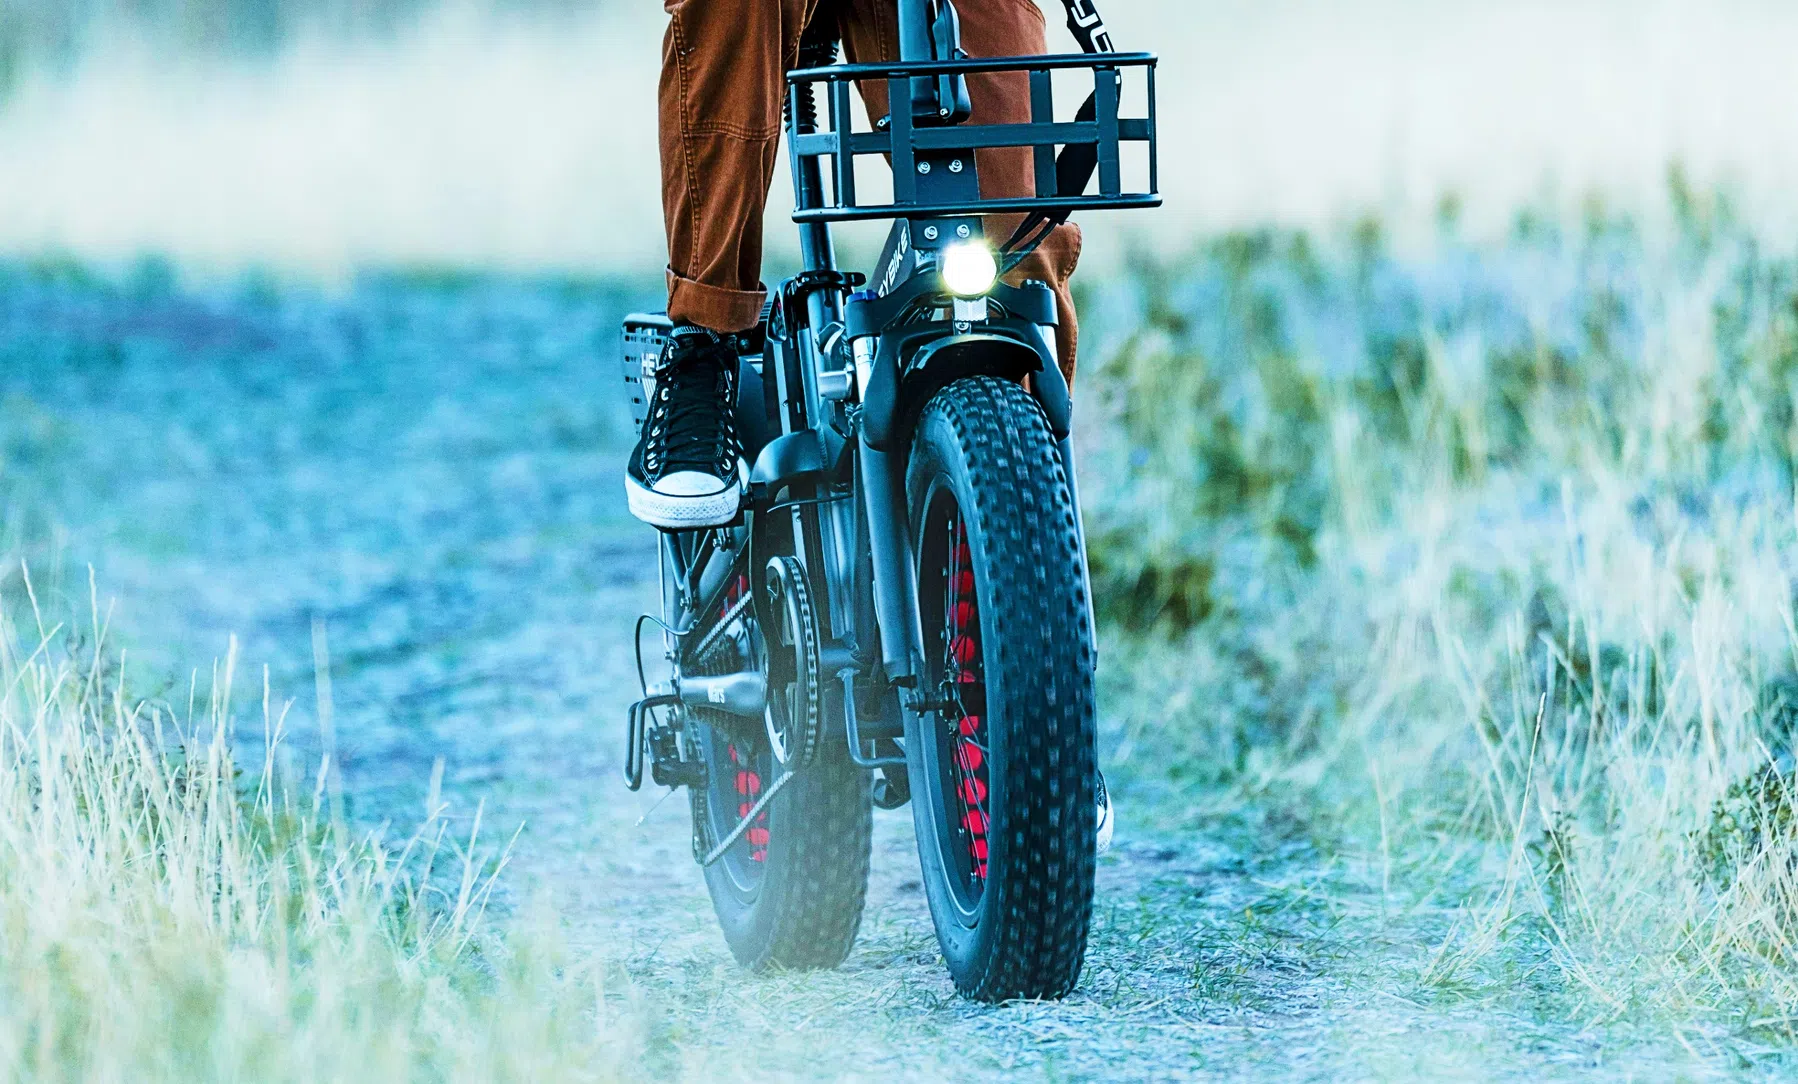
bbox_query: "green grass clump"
[0,572,640,1082]
[1085,184,1798,1037]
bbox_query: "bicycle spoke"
[938,507,991,886]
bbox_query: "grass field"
[1085,182,1798,1055]
[5,181,1798,1076]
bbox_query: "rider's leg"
[659,0,815,334]
[639,0,1081,528]
[635,0,815,529]
[656,0,1078,365]
[833,0,1084,387]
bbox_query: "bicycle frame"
[621,0,1149,1000]
[627,0,1158,795]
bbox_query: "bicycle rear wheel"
[687,572,873,970]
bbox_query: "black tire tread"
[749,748,872,969]
[692,569,873,971]
[913,376,1097,1001]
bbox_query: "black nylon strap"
[1062,0,1116,55]
[999,0,1115,268]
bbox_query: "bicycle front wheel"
[905,375,1098,1002]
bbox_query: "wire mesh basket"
[620,312,672,433]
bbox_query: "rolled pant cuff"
[666,270,765,334]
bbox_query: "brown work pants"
[659,0,1084,385]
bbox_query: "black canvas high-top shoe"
[626,326,745,529]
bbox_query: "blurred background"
[5,0,1798,278]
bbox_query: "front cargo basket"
[785,52,1159,223]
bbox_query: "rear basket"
[620,312,672,433]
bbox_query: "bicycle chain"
[680,562,821,864]
[687,589,754,669]
[682,584,759,864]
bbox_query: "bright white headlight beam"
[939,241,998,297]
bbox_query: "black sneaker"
[626,325,745,529]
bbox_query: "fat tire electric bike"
[622,0,1157,1002]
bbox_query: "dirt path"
[0,266,1716,1080]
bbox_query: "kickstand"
[635,786,678,827]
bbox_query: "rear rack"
[785,52,1159,224]
[620,312,672,433]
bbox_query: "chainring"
[762,555,822,770]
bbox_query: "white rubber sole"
[625,474,743,529]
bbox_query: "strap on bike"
[997,0,1116,273]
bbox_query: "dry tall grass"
[0,569,637,1082]
[1088,187,1798,1039]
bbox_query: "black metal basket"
[620,313,672,433]
[785,52,1158,224]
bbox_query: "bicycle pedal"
[623,690,680,792]
[651,753,705,791]
[645,709,706,791]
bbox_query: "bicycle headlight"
[939,241,998,297]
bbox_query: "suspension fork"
[857,435,925,683]
[853,428,1090,687]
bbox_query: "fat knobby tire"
[697,723,873,971]
[907,376,1098,1002]
[690,545,872,970]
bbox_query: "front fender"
[862,323,1066,450]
